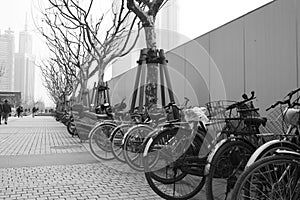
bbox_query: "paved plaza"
[0,116,165,200]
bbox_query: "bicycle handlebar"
[226,91,256,110]
[285,87,300,98]
[265,100,289,111]
[266,87,300,111]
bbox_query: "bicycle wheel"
[89,122,116,160]
[144,127,206,200]
[123,125,154,171]
[110,124,132,163]
[232,155,300,200]
[206,139,255,200]
[67,121,77,136]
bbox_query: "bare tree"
[127,0,168,105]
[35,3,94,105]
[38,59,74,104]
[37,0,141,106]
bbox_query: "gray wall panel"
[297,0,300,87]
[245,0,297,113]
[209,19,245,101]
[166,47,186,105]
[184,36,210,106]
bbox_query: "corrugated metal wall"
[109,0,299,114]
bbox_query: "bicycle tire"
[110,124,132,163]
[123,125,154,171]
[232,155,300,200]
[144,127,206,200]
[67,121,76,136]
[205,139,255,200]
[89,122,116,160]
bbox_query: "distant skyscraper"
[0,29,15,91]
[19,17,32,54]
[14,19,35,105]
[156,0,179,50]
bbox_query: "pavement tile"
[0,117,167,199]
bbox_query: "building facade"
[14,23,35,105]
[0,29,15,91]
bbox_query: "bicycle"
[87,100,131,161]
[142,92,265,200]
[110,98,189,167]
[142,103,210,200]
[231,87,300,199]
[244,87,300,167]
[113,98,190,171]
[205,91,269,200]
[109,108,155,163]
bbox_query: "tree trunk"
[81,70,89,107]
[144,24,158,106]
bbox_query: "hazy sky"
[0,0,273,107]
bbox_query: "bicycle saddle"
[244,117,267,127]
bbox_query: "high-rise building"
[19,17,32,54]
[156,0,179,50]
[14,20,35,105]
[0,29,15,91]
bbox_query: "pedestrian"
[32,106,36,118]
[16,106,21,118]
[20,106,23,117]
[2,99,12,125]
[0,102,3,125]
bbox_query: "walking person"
[0,102,3,125]
[32,106,36,118]
[2,99,11,125]
[20,106,23,117]
[16,106,21,118]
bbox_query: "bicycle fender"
[246,139,299,168]
[143,137,154,157]
[88,121,116,138]
[275,149,300,157]
[121,124,153,145]
[204,138,228,176]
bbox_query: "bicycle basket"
[259,105,288,141]
[206,100,237,118]
[206,100,239,133]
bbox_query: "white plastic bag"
[184,106,209,124]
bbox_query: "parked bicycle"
[110,98,189,171]
[143,102,209,200]
[143,91,267,200]
[244,87,300,166]
[88,101,151,161]
[232,87,300,199]
[204,91,269,200]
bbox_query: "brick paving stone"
[0,117,186,199]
